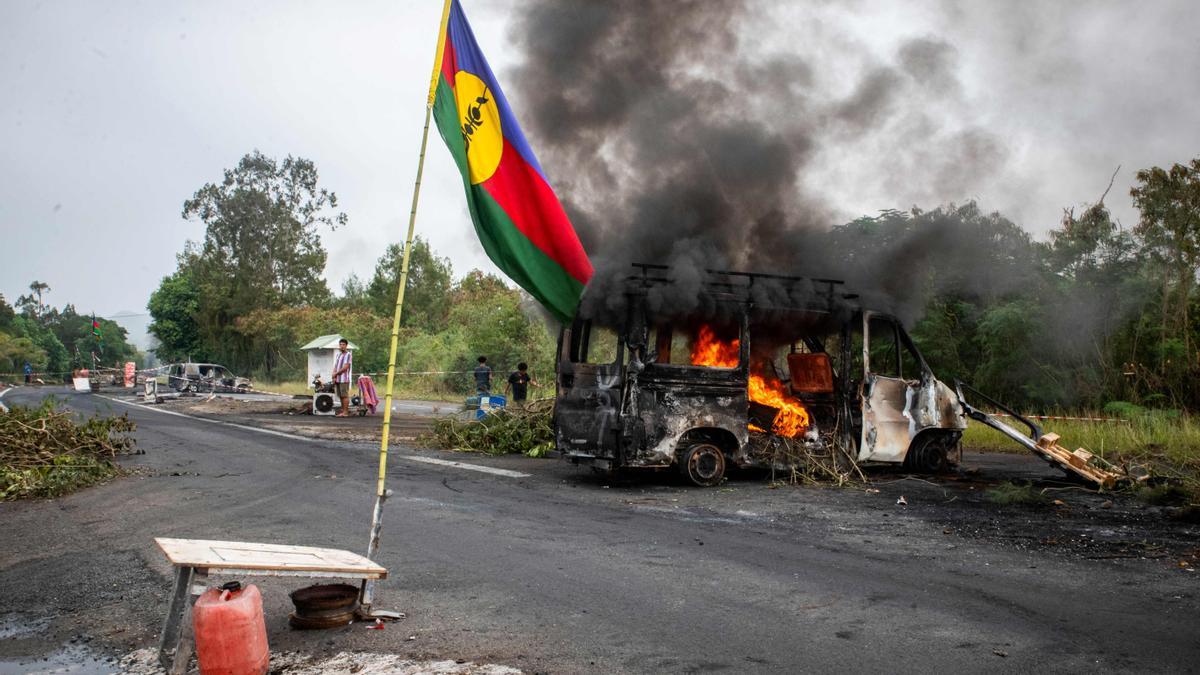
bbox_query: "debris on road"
[156,395,435,443]
[116,648,522,674]
[958,383,1132,489]
[0,399,137,500]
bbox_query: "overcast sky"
[2,1,1198,346]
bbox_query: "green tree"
[909,298,979,382]
[445,271,557,393]
[180,151,346,371]
[0,332,46,375]
[42,305,137,369]
[0,294,15,331]
[12,316,68,374]
[366,237,453,332]
[1043,201,1155,404]
[233,305,390,379]
[1130,158,1200,384]
[148,266,205,361]
[338,274,369,310]
[15,281,51,320]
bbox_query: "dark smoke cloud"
[508,1,1012,328]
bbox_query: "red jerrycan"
[192,581,269,675]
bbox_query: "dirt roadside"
[152,393,451,443]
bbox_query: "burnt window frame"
[566,319,623,366]
[863,312,929,381]
[865,314,902,379]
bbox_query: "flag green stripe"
[433,76,470,180]
[433,76,584,323]
[468,184,585,323]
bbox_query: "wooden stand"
[155,538,387,674]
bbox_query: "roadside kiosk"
[300,334,357,387]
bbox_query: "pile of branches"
[1,400,137,500]
[751,432,864,487]
[424,399,553,456]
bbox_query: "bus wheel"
[905,434,952,474]
[680,443,725,487]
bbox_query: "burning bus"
[553,264,967,486]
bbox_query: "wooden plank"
[203,567,383,580]
[155,538,386,577]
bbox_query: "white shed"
[300,334,358,389]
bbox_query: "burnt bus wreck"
[554,264,966,486]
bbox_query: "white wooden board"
[155,538,386,578]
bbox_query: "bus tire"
[680,443,726,487]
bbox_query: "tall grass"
[963,412,1200,497]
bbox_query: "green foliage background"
[0,284,139,378]
[140,151,1200,411]
[141,151,559,392]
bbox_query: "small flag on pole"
[429,0,593,323]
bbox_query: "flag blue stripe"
[446,0,549,185]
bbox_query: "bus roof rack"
[626,263,860,311]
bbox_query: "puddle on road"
[0,614,51,640]
[0,614,119,675]
[0,644,118,675]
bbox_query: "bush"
[1102,401,1147,419]
[0,399,137,500]
[986,481,1047,506]
[423,402,553,456]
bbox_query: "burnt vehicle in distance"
[554,264,966,486]
[166,362,252,393]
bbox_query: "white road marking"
[95,394,327,443]
[0,385,13,413]
[92,394,529,479]
[401,455,530,478]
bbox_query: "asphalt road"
[1,387,1197,673]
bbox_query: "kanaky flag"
[429,0,593,323]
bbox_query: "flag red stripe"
[440,34,457,90]
[480,139,593,285]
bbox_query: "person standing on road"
[504,362,538,407]
[331,338,353,417]
[23,362,32,385]
[473,356,492,394]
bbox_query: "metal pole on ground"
[360,0,453,616]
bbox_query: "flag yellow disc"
[454,71,503,184]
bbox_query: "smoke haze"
[3,1,1199,327]
[509,1,1021,325]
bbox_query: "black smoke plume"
[508,1,1014,328]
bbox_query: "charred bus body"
[554,265,966,486]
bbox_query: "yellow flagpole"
[361,0,453,615]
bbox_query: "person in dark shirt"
[505,362,538,406]
[473,356,492,393]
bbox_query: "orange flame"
[689,325,740,367]
[690,325,811,437]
